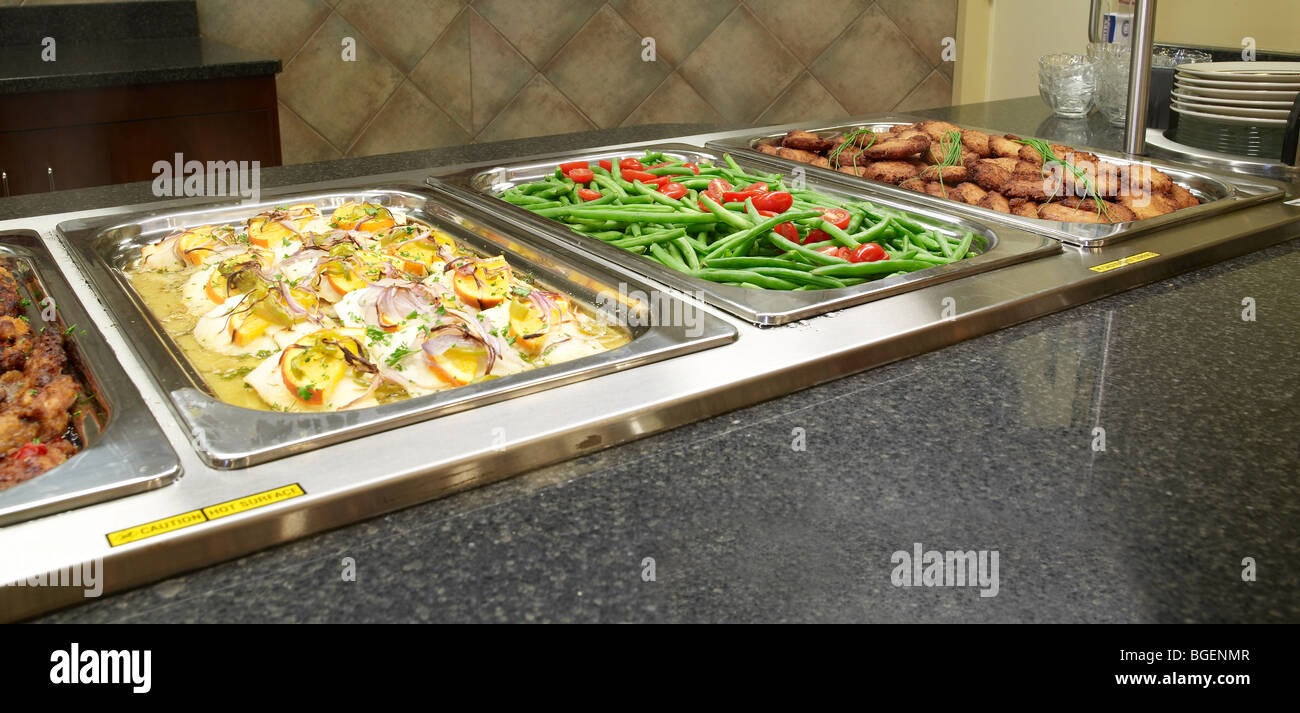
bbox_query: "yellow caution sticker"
[1089,251,1159,273]
[203,483,305,521]
[106,510,207,547]
[105,484,306,547]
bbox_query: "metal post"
[1124,0,1157,155]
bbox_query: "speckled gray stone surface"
[0,1,198,46]
[20,100,1300,623]
[0,38,279,95]
[0,1,275,95]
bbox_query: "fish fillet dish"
[758,120,1201,224]
[0,264,85,490]
[125,201,630,412]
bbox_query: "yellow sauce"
[124,212,632,412]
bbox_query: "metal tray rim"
[428,142,1061,326]
[0,230,181,526]
[706,113,1289,247]
[57,184,737,469]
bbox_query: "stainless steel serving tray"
[0,230,181,526]
[57,185,736,469]
[707,114,1289,247]
[429,142,1060,326]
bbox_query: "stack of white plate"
[1170,61,1299,158]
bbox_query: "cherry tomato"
[683,163,700,175]
[619,158,645,172]
[577,187,602,201]
[706,178,733,200]
[567,167,595,184]
[822,208,851,230]
[742,182,769,194]
[559,161,589,174]
[643,175,670,187]
[646,162,670,169]
[751,191,793,213]
[850,243,888,263]
[816,246,850,259]
[13,442,47,459]
[598,159,612,171]
[660,182,687,199]
[774,222,800,242]
[756,209,778,218]
[804,228,832,245]
[622,169,657,183]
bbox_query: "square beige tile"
[810,4,932,115]
[347,80,470,157]
[546,5,670,128]
[756,72,848,126]
[608,0,735,66]
[278,102,342,165]
[335,0,464,73]
[892,69,953,112]
[468,7,535,133]
[411,8,471,134]
[622,72,725,127]
[472,0,602,68]
[278,12,405,149]
[678,6,801,123]
[747,0,865,65]
[878,0,958,68]
[477,74,594,143]
[196,0,330,64]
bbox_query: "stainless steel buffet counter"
[2,119,1298,622]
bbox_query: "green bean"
[688,269,800,290]
[675,237,701,270]
[766,231,849,265]
[700,195,752,231]
[704,209,820,259]
[549,208,718,224]
[810,259,934,277]
[703,256,811,271]
[818,221,859,249]
[591,174,627,198]
[649,243,689,272]
[748,267,845,289]
[609,228,689,248]
[630,179,689,209]
[952,232,974,260]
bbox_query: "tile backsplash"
[8,0,957,165]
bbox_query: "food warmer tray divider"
[706,113,1289,247]
[427,142,1062,326]
[57,184,737,469]
[0,230,181,527]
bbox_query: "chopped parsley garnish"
[217,366,255,380]
[385,346,415,367]
[365,326,390,345]
[297,384,315,401]
[255,349,276,359]
[510,286,531,298]
[406,310,419,320]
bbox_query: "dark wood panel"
[106,109,281,184]
[0,75,278,132]
[0,74,279,196]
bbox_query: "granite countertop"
[19,100,1300,623]
[0,0,277,95]
[0,37,280,95]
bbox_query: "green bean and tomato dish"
[496,151,987,291]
